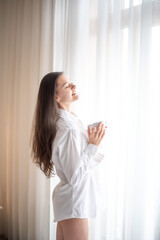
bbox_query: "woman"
[31,72,107,240]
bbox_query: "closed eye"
[65,82,74,88]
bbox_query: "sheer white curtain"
[0,0,160,240]
[51,0,160,239]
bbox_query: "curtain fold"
[0,0,160,239]
[52,0,160,240]
[0,0,55,239]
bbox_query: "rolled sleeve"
[57,129,104,187]
[84,143,104,168]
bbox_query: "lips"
[72,92,76,95]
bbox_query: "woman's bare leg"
[59,218,89,240]
[56,221,64,240]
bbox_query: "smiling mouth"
[72,93,77,95]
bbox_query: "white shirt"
[51,108,105,222]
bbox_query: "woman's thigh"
[56,221,64,240]
[59,218,89,240]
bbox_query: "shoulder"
[53,123,78,145]
[56,126,79,143]
[52,127,80,155]
[56,117,80,135]
[52,117,82,151]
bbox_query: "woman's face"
[56,73,79,109]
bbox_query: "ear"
[55,95,60,103]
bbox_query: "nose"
[71,83,76,89]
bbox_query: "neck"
[58,103,71,112]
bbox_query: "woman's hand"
[87,122,107,146]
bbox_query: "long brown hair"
[30,72,63,178]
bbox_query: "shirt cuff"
[84,143,98,157]
[84,143,104,167]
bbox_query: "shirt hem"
[53,214,97,223]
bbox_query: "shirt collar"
[57,108,79,123]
